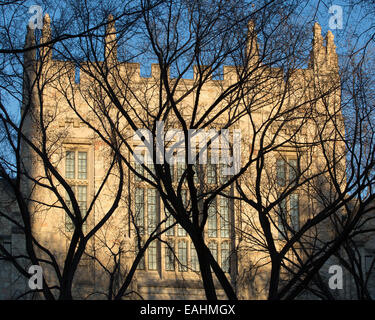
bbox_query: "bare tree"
[0,0,375,301]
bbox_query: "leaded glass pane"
[207,199,217,238]
[147,189,157,234]
[219,164,229,184]
[221,241,230,272]
[78,152,87,179]
[207,163,217,184]
[276,159,286,186]
[148,241,157,270]
[65,186,75,231]
[135,188,144,234]
[65,151,75,179]
[278,198,287,239]
[177,190,187,236]
[165,207,175,236]
[193,164,200,184]
[135,239,145,270]
[208,241,218,262]
[145,158,155,181]
[178,241,188,272]
[77,185,87,215]
[165,241,175,271]
[176,162,186,182]
[134,154,144,181]
[288,159,297,184]
[220,197,230,238]
[190,243,199,272]
[290,194,299,231]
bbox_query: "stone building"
[0,179,28,299]
[2,14,367,300]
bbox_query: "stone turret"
[325,30,339,71]
[309,22,338,73]
[246,20,259,68]
[21,25,39,203]
[104,14,117,64]
[40,14,52,61]
[22,25,36,112]
[24,25,36,65]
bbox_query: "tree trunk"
[192,235,218,300]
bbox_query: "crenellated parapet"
[22,16,340,115]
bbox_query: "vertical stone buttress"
[21,26,37,201]
[22,26,37,116]
[105,14,118,65]
[21,14,53,229]
[309,23,345,201]
[246,20,259,69]
[40,14,52,62]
